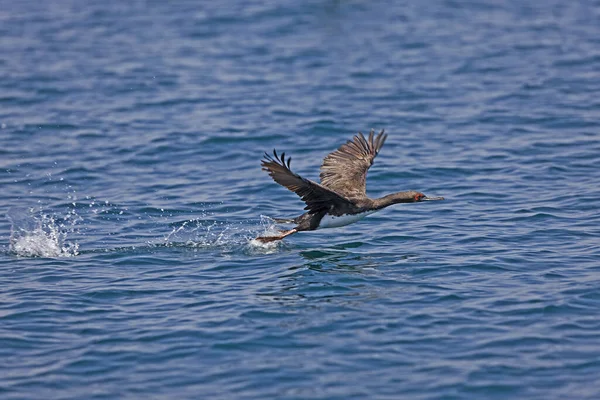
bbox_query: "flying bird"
[256,129,443,242]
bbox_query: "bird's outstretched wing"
[319,129,388,198]
[262,150,354,214]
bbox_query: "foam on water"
[7,208,81,258]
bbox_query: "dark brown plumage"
[256,129,444,243]
[261,150,355,215]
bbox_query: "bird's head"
[410,191,445,202]
[375,191,445,209]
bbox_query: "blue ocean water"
[1,0,600,398]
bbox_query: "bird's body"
[256,129,443,242]
[316,210,377,229]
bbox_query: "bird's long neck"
[371,192,416,210]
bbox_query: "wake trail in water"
[7,206,283,258]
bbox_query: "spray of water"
[7,208,81,257]
[164,215,283,253]
[6,202,283,257]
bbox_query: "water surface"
[1,1,600,399]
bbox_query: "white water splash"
[164,215,283,253]
[247,215,285,253]
[8,208,80,257]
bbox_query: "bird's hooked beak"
[422,196,444,201]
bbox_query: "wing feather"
[261,150,354,214]
[319,129,388,198]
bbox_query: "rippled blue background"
[2,1,600,398]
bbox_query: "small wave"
[7,208,80,258]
